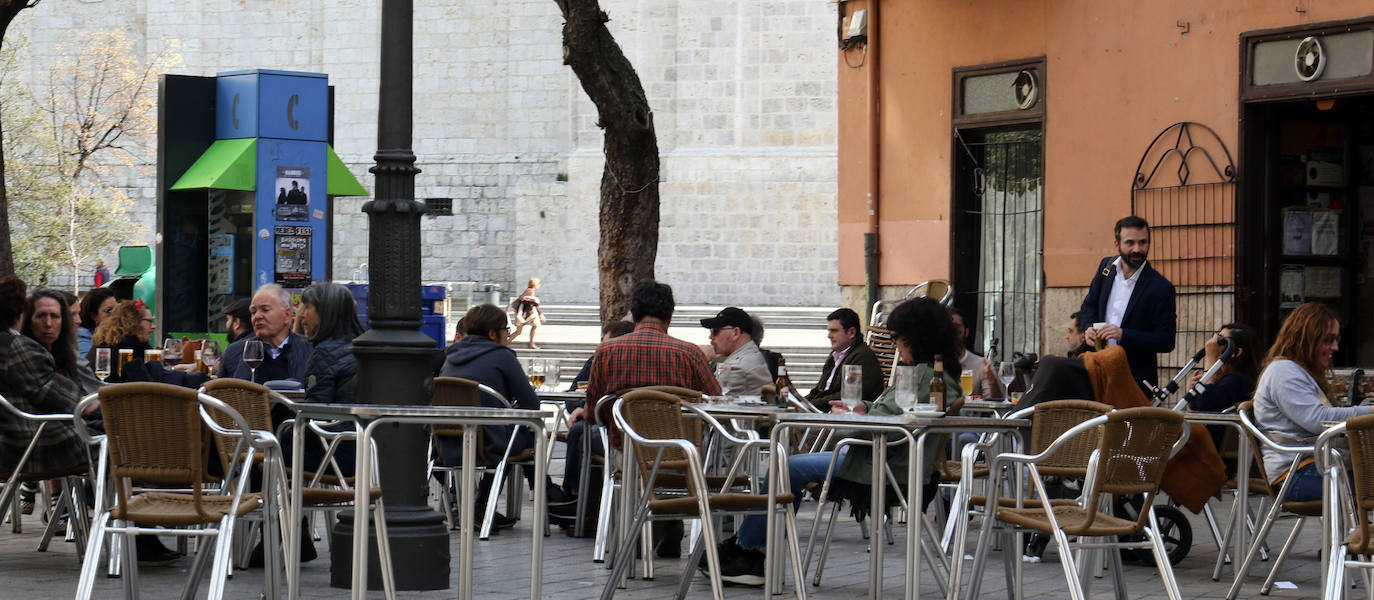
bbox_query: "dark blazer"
[1079,257,1177,388]
[219,332,313,384]
[806,339,885,411]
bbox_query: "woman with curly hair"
[1254,302,1371,501]
[88,300,207,388]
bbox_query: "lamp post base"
[330,506,450,590]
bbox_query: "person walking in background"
[92,259,111,288]
[509,276,547,349]
[1079,215,1177,390]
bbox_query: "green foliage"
[1,30,177,289]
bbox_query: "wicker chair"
[1317,412,1374,599]
[943,399,1112,596]
[1224,400,1325,599]
[199,378,391,591]
[430,376,534,540]
[73,382,265,599]
[602,389,806,600]
[966,406,1188,600]
[0,393,93,554]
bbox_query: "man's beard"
[1120,251,1146,270]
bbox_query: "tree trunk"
[555,0,660,327]
[0,1,38,277]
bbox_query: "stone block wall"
[11,0,840,306]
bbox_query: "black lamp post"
[331,0,449,589]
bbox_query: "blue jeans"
[735,450,843,551]
[1275,460,1323,502]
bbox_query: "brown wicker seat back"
[1343,413,1374,550]
[864,326,897,382]
[1030,399,1114,477]
[1235,401,1281,501]
[617,389,701,497]
[637,386,706,445]
[432,377,482,436]
[98,382,214,521]
[201,379,273,468]
[1080,407,1184,532]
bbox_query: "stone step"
[513,343,829,389]
[535,304,835,329]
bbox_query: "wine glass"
[891,365,917,412]
[202,339,221,375]
[841,365,863,412]
[243,340,264,383]
[163,337,182,364]
[94,348,111,382]
[997,361,1016,394]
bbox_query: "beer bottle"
[773,358,792,408]
[930,354,946,412]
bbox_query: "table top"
[1182,410,1242,425]
[962,399,1018,413]
[537,391,585,401]
[290,402,548,421]
[773,411,1027,430]
[691,402,790,418]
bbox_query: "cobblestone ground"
[0,486,1338,600]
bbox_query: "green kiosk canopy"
[170,140,366,196]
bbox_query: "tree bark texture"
[555,0,660,326]
[0,1,37,277]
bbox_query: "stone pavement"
[0,487,1339,599]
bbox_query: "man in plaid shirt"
[565,280,718,553]
[585,280,721,410]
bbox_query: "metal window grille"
[957,129,1044,360]
[1130,122,1237,383]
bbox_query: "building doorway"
[1238,18,1374,367]
[1241,97,1374,366]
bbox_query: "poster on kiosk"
[164,69,367,342]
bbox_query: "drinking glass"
[997,361,1016,392]
[841,365,863,411]
[201,339,221,375]
[959,369,975,397]
[117,348,133,378]
[1093,322,1109,350]
[243,340,264,383]
[94,348,111,382]
[522,358,542,391]
[163,338,183,364]
[146,348,164,365]
[892,365,917,411]
[543,359,560,392]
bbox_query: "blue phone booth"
[159,70,367,336]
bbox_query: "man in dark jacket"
[438,304,540,530]
[1078,215,1177,391]
[218,284,312,384]
[806,308,884,411]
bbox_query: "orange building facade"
[838,1,1374,373]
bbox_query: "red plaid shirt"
[585,320,721,425]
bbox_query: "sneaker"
[716,546,765,587]
[653,520,683,559]
[135,536,183,568]
[698,539,741,574]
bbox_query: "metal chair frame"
[0,393,94,557]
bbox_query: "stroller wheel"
[1114,497,1192,566]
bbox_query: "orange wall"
[838,0,1374,287]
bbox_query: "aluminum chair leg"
[675,529,706,600]
[574,424,597,537]
[1262,519,1306,594]
[36,483,69,552]
[1225,487,1292,600]
[208,516,235,599]
[75,513,110,599]
[601,501,655,599]
[810,502,841,586]
[121,524,139,599]
[1147,510,1185,600]
[373,500,397,598]
[481,453,514,540]
[593,470,617,563]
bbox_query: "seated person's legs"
[734,450,837,551]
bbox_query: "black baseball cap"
[700,307,753,336]
[221,298,251,322]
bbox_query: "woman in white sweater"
[1253,302,1370,501]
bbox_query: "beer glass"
[94,348,111,382]
[892,365,917,411]
[841,365,863,411]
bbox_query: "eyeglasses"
[710,326,737,336]
[1326,334,1342,344]
[141,318,155,325]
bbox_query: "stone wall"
[11,0,840,306]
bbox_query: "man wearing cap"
[221,298,253,344]
[701,307,772,396]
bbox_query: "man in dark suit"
[806,307,884,411]
[1079,215,1177,390]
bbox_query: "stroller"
[1017,337,1241,566]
